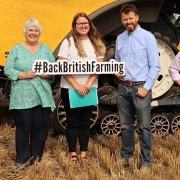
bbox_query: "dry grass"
[0,124,179,180]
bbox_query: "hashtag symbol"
[34,61,42,73]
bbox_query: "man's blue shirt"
[115,25,160,90]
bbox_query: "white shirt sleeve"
[58,39,69,59]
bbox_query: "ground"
[0,120,179,180]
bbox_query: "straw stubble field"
[0,124,179,180]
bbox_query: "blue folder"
[68,87,98,108]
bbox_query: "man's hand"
[115,73,125,80]
[136,87,149,97]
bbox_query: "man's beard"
[126,23,136,33]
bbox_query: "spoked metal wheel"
[90,105,99,128]
[171,114,180,134]
[151,114,170,136]
[57,100,99,130]
[57,100,67,130]
[134,118,140,134]
[100,113,121,137]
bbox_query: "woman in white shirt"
[58,12,105,160]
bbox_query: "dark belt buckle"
[127,80,133,87]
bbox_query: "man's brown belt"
[119,80,145,87]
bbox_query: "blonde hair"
[24,18,41,34]
[70,12,106,58]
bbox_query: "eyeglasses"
[76,22,89,27]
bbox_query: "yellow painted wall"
[0,0,115,66]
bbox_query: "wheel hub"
[108,122,116,130]
[155,122,163,129]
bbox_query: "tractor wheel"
[170,113,180,134]
[100,113,121,137]
[151,113,170,136]
[51,99,99,135]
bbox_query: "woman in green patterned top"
[4,18,56,166]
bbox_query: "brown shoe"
[138,163,151,170]
[139,165,151,174]
[71,155,78,162]
[66,152,78,162]
[16,163,26,169]
[79,151,88,159]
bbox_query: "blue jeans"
[117,84,152,166]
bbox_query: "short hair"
[23,18,41,34]
[120,4,138,16]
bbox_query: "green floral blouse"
[4,43,56,111]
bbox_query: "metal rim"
[56,100,67,130]
[100,113,121,137]
[134,119,140,134]
[57,100,98,130]
[171,114,180,134]
[151,114,170,136]
[90,105,99,128]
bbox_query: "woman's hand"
[63,75,88,95]
[84,81,91,91]
[175,80,180,86]
[84,74,97,92]
[73,83,89,96]
[26,71,36,79]
[38,74,50,79]
[18,71,36,79]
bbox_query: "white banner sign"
[32,59,125,75]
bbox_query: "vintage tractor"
[0,0,179,136]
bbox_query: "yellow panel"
[177,42,180,51]
[0,0,115,66]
